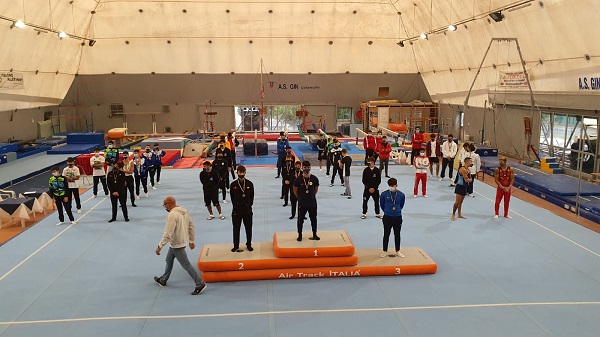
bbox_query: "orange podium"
[273,230,355,258]
[201,248,437,283]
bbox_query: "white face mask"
[108,145,113,149]
[420,152,425,157]
[389,187,397,192]
[52,172,59,177]
[94,153,99,157]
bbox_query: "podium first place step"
[273,230,355,258]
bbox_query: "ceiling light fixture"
[14,20,26,28]
[58,31,68,39]
[1,14,95,45]
[396,0,533,47]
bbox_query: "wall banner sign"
[268,81,321,90]
[0,72,25,89]
[578,76,600,90]
[499,71,529,88]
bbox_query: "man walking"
[494,156,514,219]
[230,166,255,252]
[154,196,206,296]
[49,166,76,225]
[62,157,82,214]
[199,161,225,220]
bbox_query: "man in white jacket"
[154,196,206,295]
[440,134,458,181]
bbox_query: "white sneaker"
[77,209,82,214]
[223,200,228,204]
[439,178,443,181]
[71,221,77,225]
[145,193,149,198]
[395,251,405,258]
[219,214,225,220]
[471,194,475,198]
[423,195,428,198]
[105,195,109,198]
[413,195,418,198]
[361,214,366,219]
[493,215,499,219]
[152,186,157,190]
[157,182,161,185]
[410,165,413,167]
[56,222,64,226]
[505,215,512,219]
[207,215,215,220]
[379,252,387,258]
[376,214,383,219]
[329,183,334,187]
[92,195,97,198]
[319,168,322,171]
[136,195,140,200]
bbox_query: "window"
[337,107,352,121]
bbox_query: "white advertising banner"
[499,71,528,88]
[0,72,25,89]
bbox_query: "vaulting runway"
[1,165,599,337]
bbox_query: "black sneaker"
[297,235,302,241]
[246,245,254,252]
[289,215,295,219]
[283,203,288,207]
[231,247,239,252]
[309,235,320,241]
[191,284,207,295]
[108,219,116,223]
[154,276,166,287]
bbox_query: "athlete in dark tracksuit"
[230,166,254,252]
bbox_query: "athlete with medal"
[379,178,406,258]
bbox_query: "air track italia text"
[279,271,361,278]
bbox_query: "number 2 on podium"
[239,262,244,270]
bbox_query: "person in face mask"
[104,140,119,173]
[143,145,158,190]
[377,136,392,178]
[49,165,76,225]
[229,166,255,252]
[413,149,430,198]
[363,130,376,165]
[107,161,129,222]
[410,126,425,167]
[63,157,82,213]
[316,133,328,171]
[133,149,149,199]
[212,153,229,204]
[153,143,167,185]
[440,134,458,181]
[281,154,295,207]
[325,136,337,176]
[215,141,233,185]
[121,151,137,207]
[329,141,344,187]
[155,196,207,296]
[293,161,320,241]
[289,160,304,220]
[90,147,108,198]
[378,178,405,258]
[199,161,224,220]
[361,157,382,219]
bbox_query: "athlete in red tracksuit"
[413,150,429,197]
[363,131,377,165]
[494,157,514,218]
[411,126,425,166]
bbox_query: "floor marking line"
[1,301,599,326]
[0,197,107,282]
[475,192,600,257]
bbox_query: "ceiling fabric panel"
[0,0,599,113]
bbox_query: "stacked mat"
[198,230,437,282]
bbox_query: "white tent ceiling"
[0,0,598,112]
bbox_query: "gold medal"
[392,207,396,211]
[306,190,309,194]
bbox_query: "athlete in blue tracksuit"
[379,178,406,258]
[276,132,290,178]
